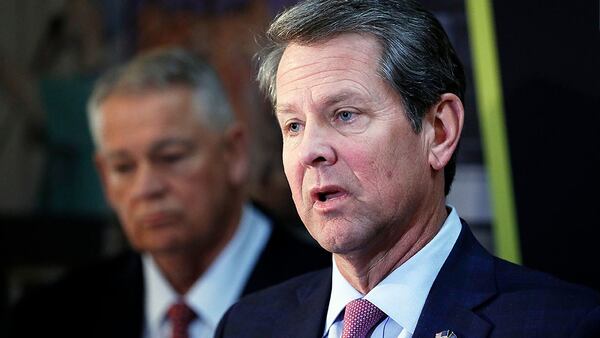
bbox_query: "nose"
[298,123,337,168]
[131,163,167,200]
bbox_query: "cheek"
[282,152,302,196]
[106,184,132,216]
[344,143,382,184]
[345,139,406,199]
[118,213,142,249]
[188,160,232,203]
[177,170,215,204]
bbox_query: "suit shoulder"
[9,251,145,338]
[474,258,600,336]
[494,257,600,301]
[239,268,330,309]
[485,256,600,331]
[8,251,142,328]
[216,268,331,337]
[243,220,331,294]
[46,250,141,292]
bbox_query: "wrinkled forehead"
[276,34,384,98]
[97,86,208,125]
[277,33,383,75]
[274,34,390,109]
[94,87,212,148]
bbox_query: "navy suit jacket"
[8,221,330,338]
[215,223,600,338]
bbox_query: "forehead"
[97,87,208,151]
[275,33,384,108]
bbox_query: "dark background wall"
[495,0,599,290]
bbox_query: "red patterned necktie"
[167,302,197,338]
[341,299,387,338]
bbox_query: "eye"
[154,144,193,166]
[289,122,300,132]
[112,162,135,174]
[285,121,303,134]
[337,110,354,122]
[159,152,184,164]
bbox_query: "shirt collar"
[324,206,462,335]
[143,253,177,335]
[143,203,271,333]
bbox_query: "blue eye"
[288,122,301,132]
[338,111,354,121]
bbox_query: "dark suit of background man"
[8,48,329,338]
[215,1,600,337]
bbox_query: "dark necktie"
[167,302,197,338]
[341,298,386,338]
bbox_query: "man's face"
[96,87,244,256]
[276,34,436,256]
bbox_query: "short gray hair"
[256,0,465,195]
[88,47,234,146]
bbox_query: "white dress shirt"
[323,206,462,338]
[142,204,271,338]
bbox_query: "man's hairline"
[90,84,224,151]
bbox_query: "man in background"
[9,47,328,338]
[215,0,600,337]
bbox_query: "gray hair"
[256,0,465,195]
[87,47,234,147]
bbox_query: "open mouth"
[315,189,345,202]
[317,192,328,202]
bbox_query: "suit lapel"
[413,222,496,338]
[277,268,332,338]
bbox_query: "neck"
[152,200,244,295]
[334,201,448,294]
[153,251,214,295]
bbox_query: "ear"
[427,93,464,170]
[223,122,249,186]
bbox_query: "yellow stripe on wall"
[465,0,521,263]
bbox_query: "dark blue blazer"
[215,223,600,337]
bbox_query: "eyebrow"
[275,104,295,116]
[320,92,358,107]
[276,90,365,115]
[104,150,130,162]
[149,138,196,154]
[104,138,196,161]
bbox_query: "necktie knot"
[341,298,386,338]
[167,302,196,338]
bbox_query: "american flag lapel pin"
[435,330,457,338]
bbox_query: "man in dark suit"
[8,48,329,338]
[215,1,600,337]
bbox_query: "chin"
[312,230,361,255]
[148,246,186,257]
[139,237,185,255]
[328,225,379,256]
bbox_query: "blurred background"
[0,0,598,330]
